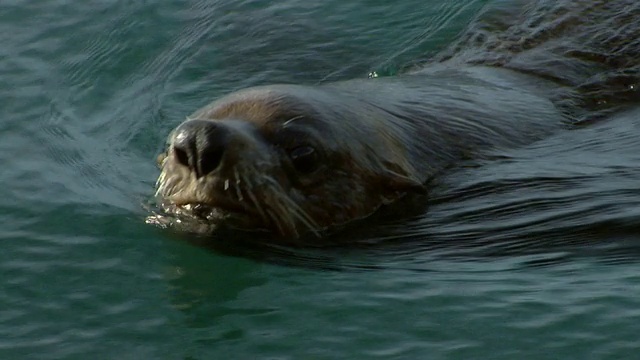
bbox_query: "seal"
[152,0,640,239]
[153,68,563,238]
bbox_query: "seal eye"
[288,145,318,174]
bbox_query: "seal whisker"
[246,187,269,224]
[281,201,321,238]
[273,187,319,228]
[282,114,305,126]
[233,168,244,201]
[241,173,270,225]
[155,171,165,188]
[156,175,174,198]
[267,183,321,238]
[265,208,289,237]
[265,192,300,238]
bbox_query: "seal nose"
[171,119,228,177]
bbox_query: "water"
[2,0,640,359]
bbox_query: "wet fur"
[154,0,640,239]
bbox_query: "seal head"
[155,85,425,238]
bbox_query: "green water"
[3,0,640,359]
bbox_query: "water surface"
[2,0,640,359]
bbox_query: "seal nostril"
[173,147,190,168]
[170,119,232,177]
[198,145,225,176]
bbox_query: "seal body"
[153,0,640,239]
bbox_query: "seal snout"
[171,119,229,178]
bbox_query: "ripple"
[3,0,640,359]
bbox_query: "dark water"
[2,0,640,359]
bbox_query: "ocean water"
[2,0,640,359]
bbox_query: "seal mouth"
[162,193,261,221]
[166,202,228,221]
[148,197,271,235]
